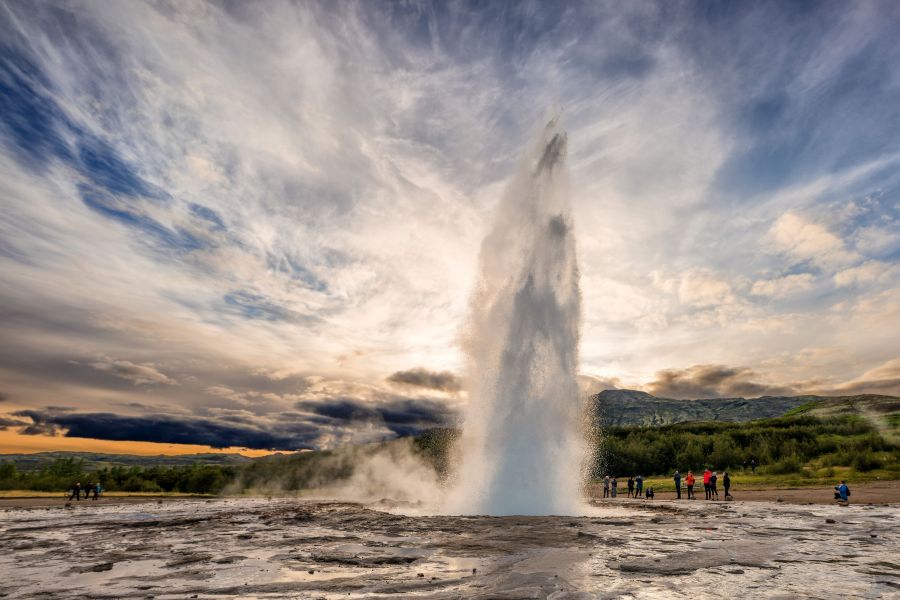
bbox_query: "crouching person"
[834,480,850,503]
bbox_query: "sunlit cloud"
[0,1,898,451]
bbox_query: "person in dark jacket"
[645,486,654,500]
[611,477,618,498]
[673,470,682,499]
[69,482,81,501]
[627,476,635,498]
[710,472,719,500]
[723,472,731,499]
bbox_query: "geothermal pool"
[2,498,897,599]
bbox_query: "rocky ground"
[1,497,897,599]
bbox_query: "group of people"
[600,475,655,500]
[673,469,731,500]
[68,481,102,501]
[600,469,731,501]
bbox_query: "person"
[69,482,81,501]
[710,472,719,500]
[91,482,101,500]
[686,471,696,499]
[611,476,618,498]
[627,476,635,498]
[673,470,682,499]
[602,475,610,499]
[635,475,644,498]
[750,458,757,474]
[834,480,850,502]
[703,468,712,500]
[723,472,731,499]
[645,486,654,500]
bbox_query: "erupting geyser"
[450,118,585,515]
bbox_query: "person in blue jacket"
[834,480,850,502]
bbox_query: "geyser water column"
[451,118,585,515]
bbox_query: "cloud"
[769,212,858,269]
[10,393,454,450]
[12,409,320,450]
[0,1,897,448]
[828,358,900,397]
[6,374,457,449]
[295,396,454,438]
[750,273,814,298]
[676,269,736,308]
[645,364,795,399]
[0,416,27,431]
[386,367,462,392]
[87,359,176,386]
[833,260,897,287]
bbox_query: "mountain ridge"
[591,389,899,427]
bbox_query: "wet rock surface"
[0,498,897,598]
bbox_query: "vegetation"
[0,415,896,496]
[597,414,899,480]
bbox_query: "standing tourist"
[627,476,635,498]
[710,471,719,500]
[703,468,712,500]
[603,475,610,499]
[635,474,644,498]
[69,482,81,501]
[611,476,618,498]
[686,471,696,499]
[673,470,682,499]
[723,472,731,499]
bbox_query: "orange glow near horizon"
[0,430,290,457]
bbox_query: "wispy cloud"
[0,1,898,450]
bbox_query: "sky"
[1,0,899,455]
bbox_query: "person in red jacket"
[685,471,696,499]
[703,468,712,500]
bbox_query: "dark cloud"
[0,416,27,431]
[645,364,795,399]
[12,409,320,451]
[296,396,454,438]
[8,393,455,450]
[386,367,461,392]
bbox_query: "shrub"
[852,452,883,472]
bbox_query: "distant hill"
[0,451,256,471]
[590,389,900,427]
